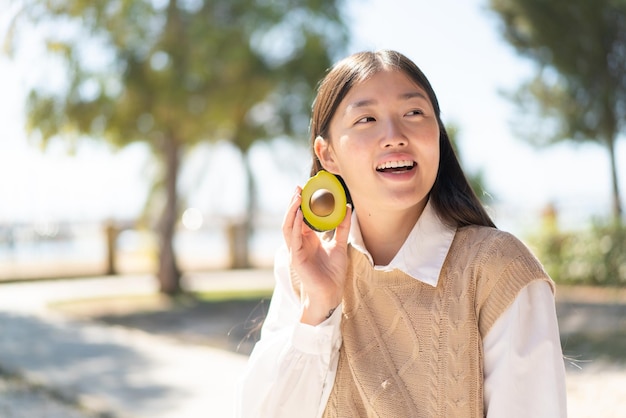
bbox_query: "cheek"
[431,141,441,172]
[332,135,367,165]
[421,131,441,181]
[430,148,441,179]
[419,126,440,161]
[430,135,441,161]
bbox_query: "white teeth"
[376,160,414,170]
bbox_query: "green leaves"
[489,0,626,217]
[8,0,347,150]
[490,0,626,143]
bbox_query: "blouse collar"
[348,200,457,287]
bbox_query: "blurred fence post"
[227,221,250,269]
[105,221,119,275]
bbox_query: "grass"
[192,288,273,302]
[49,287,273,317]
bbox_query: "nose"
[382,117,407,148]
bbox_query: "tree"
[4,0,348,293]
[220,9,349,268]
[488,0,626,220]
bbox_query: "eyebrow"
[346,91,429,111]
[401,91,428,101]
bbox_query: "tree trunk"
[227,148,254,269]
[606,134,623,221]
[157,135,182,294]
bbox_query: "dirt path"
[53,294,271,356]
[51,286,626,418]
[54,286,626,361]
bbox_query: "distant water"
[0,199,612,281]
[0,223,282,280]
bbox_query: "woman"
[237,50,567,417]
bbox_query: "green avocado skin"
[300,170,349,232]
[303,216,325,232]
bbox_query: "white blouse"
[236,203,567,417]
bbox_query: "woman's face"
[316,69,440,216]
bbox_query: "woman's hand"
[282,186,352,326]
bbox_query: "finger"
[333,204,352,247]
[282,188,302,245]
[290,205,304,252]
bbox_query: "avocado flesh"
[301,171,347,232]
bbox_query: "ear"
[314,135,340,174]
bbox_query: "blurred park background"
[1,0,625,291]
[0,0,625,416]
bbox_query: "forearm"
[300,292,342,326]
[237,308,342,418]
[236,245,343,418]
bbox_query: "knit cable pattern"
[322,226,553,418]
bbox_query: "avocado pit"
[309,189,335,217]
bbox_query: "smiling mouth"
[376,160,416,173]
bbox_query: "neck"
[356,201,427,266]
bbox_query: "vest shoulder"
[451,225,548,282]
[454,225,531,258]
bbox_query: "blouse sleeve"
[483,280,567,417]
[236,245,343,418]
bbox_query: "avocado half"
[301,170,348,232]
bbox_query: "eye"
[356,116,376,124]
[405,109,424,117]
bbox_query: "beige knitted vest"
[322,225,554,418]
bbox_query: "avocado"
[301,170,348,232]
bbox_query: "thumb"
[333,204,352,247]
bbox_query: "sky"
[0,0,624,235]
